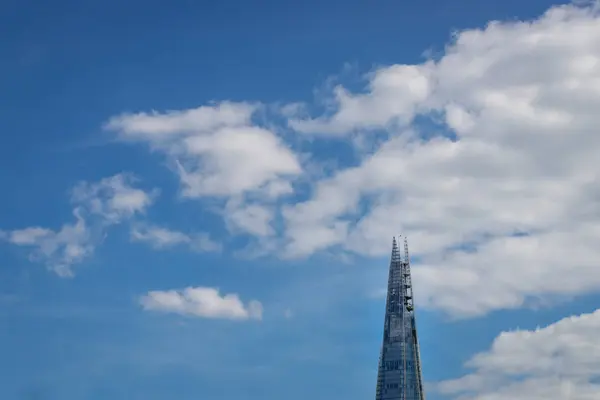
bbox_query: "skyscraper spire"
[375,236,425,400]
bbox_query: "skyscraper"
[375,237,425,400]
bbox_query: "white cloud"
[140,286,263,321]
[106,102,302,199]
[8,227,53,245]
[131,225,189,248]
[130,225,221,253]
[289,64,434,135]
[7,210,92,277]
[177,126,300,198]
[2,173,155,277]
[282,3,600,316]
[71,173,157,224]
[105,101,256,139]
[437,309,600,399]
[224,199,275,237]
[191,233,223,253]
[106,102,301,255]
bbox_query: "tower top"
[391,235,409,264]
[376,234,425,400]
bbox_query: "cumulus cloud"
[105,102,301,247]
[2,173,155,277]
[437,309,600,399]
[140,286,263,321]
[282,3,600,316]
[106,102,301,199]
[289,64,434,135]
[130,224,221,253]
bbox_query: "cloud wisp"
[130,224,222,253]
[2,173,156,277]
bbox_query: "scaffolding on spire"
[375,236,425,400]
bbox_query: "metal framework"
[375,236,425,400]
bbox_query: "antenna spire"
[391,236,401,263]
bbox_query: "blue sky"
[3,0,600,399]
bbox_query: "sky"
[1,0,600,399]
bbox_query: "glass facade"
[375,237,425,400]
